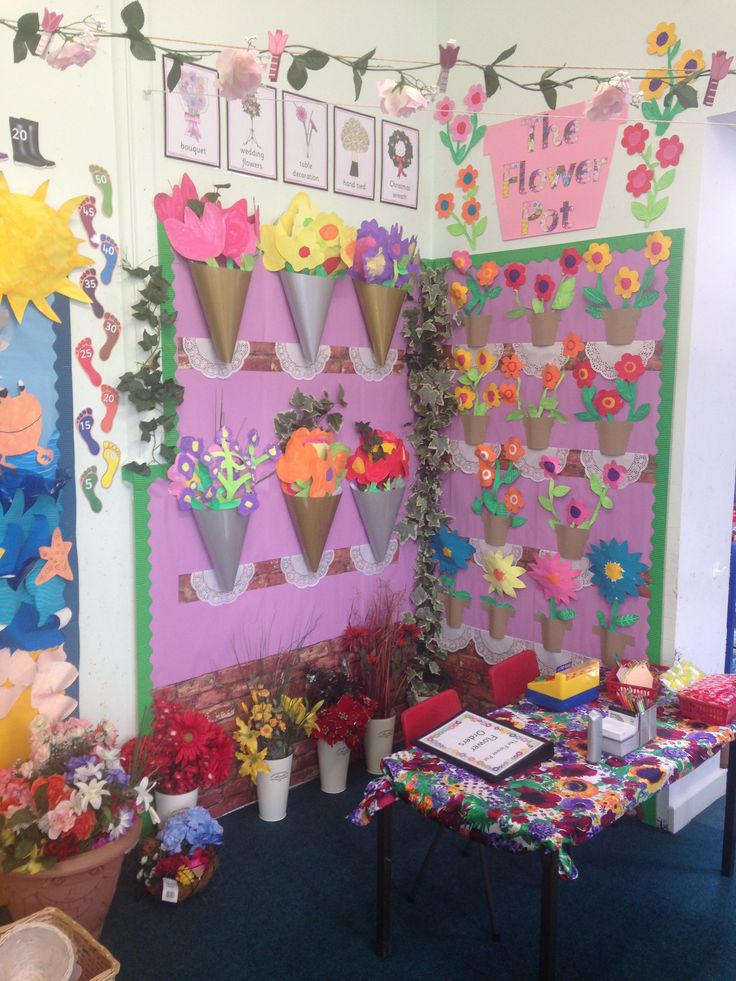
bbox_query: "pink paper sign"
[483,101,626,241]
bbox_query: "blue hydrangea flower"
[587,538,647,605]
[430,525,475,576]
[158,806,224,853]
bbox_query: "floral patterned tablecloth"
[349,695,736,879]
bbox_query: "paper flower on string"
[376,78,428,118]
[45,32,98,70]
[482,550,526,599]
[347,425,409,492]
[268,30,288,81]
[216,48,264,100]
[587,538,647,606]
[705,51,733,107]
[349,220,418,289]
[259,192,355,276]
[276,428,350,498]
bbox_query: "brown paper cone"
[482,513,511,547]
[523,415,554,451]
[596,420,633,457]
[593,625,635,669]
[461,414,489,445]
[604,308,641,346]
[443,593,470,629]
[188,261,252,364]
[554,524,590,561]
[528,310,562,346]
[464,314,492,347]
[284,492,341,573]
[352,279,406,367]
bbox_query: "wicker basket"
[140,839,219,903]
[0,908,119,981]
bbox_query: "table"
[350,693,736,981]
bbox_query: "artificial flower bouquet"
[305,663,377,749]
[471,439,527,547]
[121,692,234,797]
[276,427,350,499]
[449,251,502,346]
[528,552,580,654]
[138,805,223,904]
[430,524,475,629]
[259,191,355,278]
[233,686,322,782]
[481,549,526,640]
[504,250,580,346]
[0,715,155,874]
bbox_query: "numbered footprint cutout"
[99,235,119,285]
[79,268,103,319]
[99,313,121,361]
[80,466,102,513]
[89,164,113,217]
[100,385,119,433]
[100,441,120,489]
[76,408,100,455]
[75,337,101,387]
[77,197,99,248]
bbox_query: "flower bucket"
[154,788,199,824]
[317,739,350,794]
[352,279,406,367]
[192,507,250,593]
[256,754,293,822]
[279,270,336,364]
[482,512,511,547]
[594,627,635,669]
[364,716,396,775]
[523,415,554,451]
[443,592,470,629]
[351,483,405,562]
[555,524,590,561]
[528,310,562,347]
[596,420,633,457]
[461,414,488,445]
[464,314,492,347]
[487,604,514,640]
[188,261,252,364]
[283,491,341,573]
[604,308,641,346]
[537,614,573,654]
[1,817,141,939]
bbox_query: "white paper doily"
[439,621,475,652]
[190,563,255,606]
[280,550,334,587]
[471,539,523,571]
[471,630,531,664]
[512,342,568,376]
[349,346,398,381]
[350,539,399,575]
[579,449,649,488]
[518,446,571,481]
[449,439,500,473]
[585,340,655,379]
[275,341,330,379]
[182,337,250,378]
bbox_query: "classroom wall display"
[333,107,375,199]
[282,91,328,191]
[380,120,419,209]
[226,86,278,181]
[163,56,221,168]
[433,228,682,671]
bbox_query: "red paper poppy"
[559,248,582,276]
[655,135,684,168]
[593,389,624,416]
[626,164,654,198]
[573,360,595,388]
[615,353,645,381]
[620,123,649,156]
[504,263,526,290]
[534,274,556,302]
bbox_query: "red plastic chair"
[487,649,540,708]
[400,689,500,941]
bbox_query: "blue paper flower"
[430,525,475,577]
[587,538,647,605]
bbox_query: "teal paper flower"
[430,525,475,577]
[587,538,647,605]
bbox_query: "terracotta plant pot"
[464,314,492,347]
[461,414,488,445]
[443,592,470,629]
[523,415,554,451]
[283,492,341,573]
[604,308,641,346]
[1,817,141,939]
[352,279,406,367]
[554,524,590,561]
[528,310,562,347]
[487,604,514,640]
[593,625,635,668]
[188,261,252,364]
[536,613,573,654]
[482,512,511,547]
[596,420,633,457]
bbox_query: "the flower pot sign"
[483,101,626,241]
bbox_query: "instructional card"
[380,120,419,209]
[163,56,220,168]
[334,107,375,199]
[283,91,328,190]
[227,86,278,180]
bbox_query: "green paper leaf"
[600,496,613,509]
[510,515,526,528]
[615,378,634,401]
[121,0,145,31]
[505,308,527,319]
[641,101,662,121]
[12,35,28,62]
[583,286,609,306]
[352,68,364,100]
[655,168,676,192]
[615,613,640,627]
[549,518,559,531]
[538,496,554,513]
[589,473,604,496]
[17,12,40,34]
[531,297,545,314]
[633,288,659,309]
[493,44,518,66]
[130,35,156,61]
[632,403,651,422]
[506,410,526,421]
[287,57,309,90]
[558,607,576,621]
[473,216,488,238]
[575,411,598,423]
[674,83,698,109]
[596,610,608,630]
[303,49,330,70]
[669,39,681,60]
[649,196,669,221]
[447,223,467,237]
[552,484,570,497]
[483,65,500,97]
[166,56,183,92]
[585,305,605,319]
[549,409,567,423]
[471,498,483,516]
[439,129,452,149]
[539,397,557,411]
[655,119,672,137]
[631,201,651,222]
[551,275,575,311]
[540,79,558,110]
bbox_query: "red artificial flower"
[593,389,624,416]
[615,353,645,381]
[620,123,649,155]
[504,263,526,290]
[534,274,556,303]
[573,360,595,388]
[626,164,654,198]
[655,135,684,168]
[70,809,96,843]
[170,711,210,764]
[559,248,582,276]
[315,693,377,749]
[347,427,409,488]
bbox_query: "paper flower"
[216,48,264,100]
[587,538,647,606]
[449,251,502,316]
[483,550,526,599]
[567,500,588,526]
[505,255,577,319]
[528,553,580,606]
[646,22,677,56]
[154,174,199,224]
[259,192,355,276]
[45,33,98,70]
[350,220,418,289]
[431,525,475,580]
[540,456,562,476]
[704,51,733,107]
[602,460,627,489]
[268,30,288,82]
[453,347,499,416]
[644,231,671,265]
[276,428,350,498]
[376,79,427,118]
[347,425,409,491]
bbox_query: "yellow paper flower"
[583,242,612,274]
[476,349,496,374]
[449,281,468,308]
[483,550,526,599]
[646,22,677,56]
[453,347,473,371]
[645,231,672,266]
[640,69,668,102]
[614,267,640,300]
[259,192,355,275]
[674,49,705,79]
[0,174,91,324]
[483,384,500,409]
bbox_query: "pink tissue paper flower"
[153,173,200,224]
[220,199,260,264]
[376,79,428,118]
[434,97,455,124]
[163,201,226,262]
[46,33,98,70]
[216,48,264,100]
[41,8,64,32]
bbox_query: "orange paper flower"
[477,260,500,287]
[504,488,524,514]
[498,382,517,405]
[503,437,525,463]
[500,353,523,380]
[541,363,561,390]
[561,332,584,358]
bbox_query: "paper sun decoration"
[276,428,351,498]
[347,424,409,492]
[259,192,355,276]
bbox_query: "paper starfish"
[35,527,73,585]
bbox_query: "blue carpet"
[100,769,736,981]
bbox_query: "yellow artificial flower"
[483,550,527,599]
[476,349,496,374]
[449,281,469,308]
[646,22,677,56]
[483,384,500,409]
[674,49,705,79]
[453,347,473,371]
[583,242,612,274]
[614,267,640,300]
[260,724,274,739]
[454,385,476,412]
[640,69,668,102]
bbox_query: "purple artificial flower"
[176,451,198,480]
[237,492,260,516]
[180,436,203,457]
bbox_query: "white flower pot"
[154,788,199,825]
[256,753,293,822]
[364,716,396,775]
[317,739,350,794]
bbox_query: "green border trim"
[424,228,684,666]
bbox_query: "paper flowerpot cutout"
[431,525,475,629]
[0,173,91,324]
[0,382,55,470]
[504,250,579,346]
[168,426,279,592]
[472,440,527,547]
[259,193,356,364]
[448,252,502,347]
[347,425,408,562]
[350,221,418,367]
[529,553,580,653]
[587,538,647,668]
[453,347,501,445]
[574,353,650,457]
[154,174,260,363]
[481,549,525,639]
[581,240,664,344]
[538,456,616,560]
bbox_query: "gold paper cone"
[352,280,406,367]
[284,493,341,573]
[188,261,252,364]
